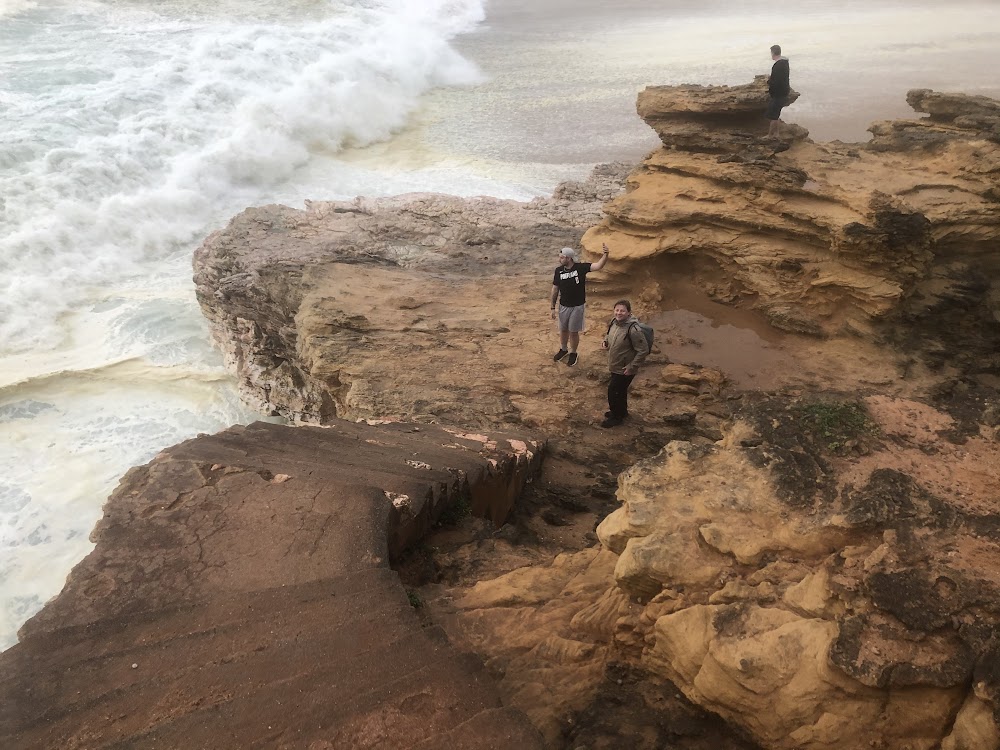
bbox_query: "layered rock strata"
[585,84,1000,364]
[636,76,806,153]
[0,421,544,750]
[193,87,1000,442]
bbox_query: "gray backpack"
[607,320,654,351]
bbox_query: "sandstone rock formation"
[594,393,1000,750]
[0,421,544,749]
[192,85,999,440]
[193,164,633,427]
[573,83,1000,744]
[585,85,1000,364]
[420,545,763,749]
[182,83,1000,750]
[869,88,1000,152]
[637,77,807,154]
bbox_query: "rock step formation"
[0,421,544,749]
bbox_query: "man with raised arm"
[550,243,609,367]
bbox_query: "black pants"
[608,372,636,419]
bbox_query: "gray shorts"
[558,304,586,332]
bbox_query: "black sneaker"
[553,349,568,362]
[605,411,628,419]
[567,352,578,367]
[600,416,623,428]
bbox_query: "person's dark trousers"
[608,372,636,420]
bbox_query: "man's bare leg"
[768,118,782,139]
[568,332,580,353]
[560,330,570,350]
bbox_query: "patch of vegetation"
[406,589,423,609]
[436,495,472,527]
[794,400,880,453]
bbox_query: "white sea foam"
[0,0,492,650]
[0,0,35,18]
[0,0,485,356]
[0,357,257,647]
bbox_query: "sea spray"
[0,0,486,354]
[0,0,490,651]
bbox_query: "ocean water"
[1,0,998,650]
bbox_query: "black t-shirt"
[553,262,592,307]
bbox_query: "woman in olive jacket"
[601,300,649,427]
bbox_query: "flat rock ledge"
[0,420,544,750]
[192,163,632,426]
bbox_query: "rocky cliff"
[0,421,544,749]
[586,79,1000,364]
[183,81,1000,749]
[192,164,632,427]
[7,80,999,750]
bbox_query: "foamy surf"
[0,0,493,650]
[0,0,486,354]
[0,359,256,647]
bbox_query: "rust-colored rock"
[595,394,1000,750]
[0,421,544,750]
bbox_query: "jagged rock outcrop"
[585,86,1000,362]
[868,89,1000,151]
[0,421,544,749]
[193,164,635,426]
[594,394,1000,750]
[638,76,807,153]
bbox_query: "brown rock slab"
[0,421,544,749]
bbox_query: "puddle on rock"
[645,289,809,391]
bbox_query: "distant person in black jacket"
[766,44,790,139]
